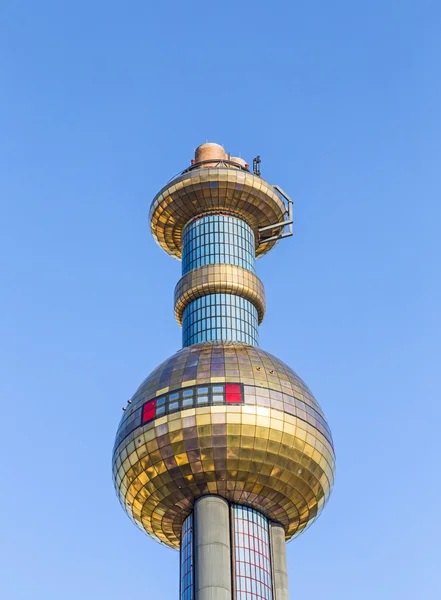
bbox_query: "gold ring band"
[174,264,266,325]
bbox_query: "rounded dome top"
[113,342,335,549]
[194,142,227,163]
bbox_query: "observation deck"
[149,143,293,260]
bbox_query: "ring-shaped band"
[174,264,266,325]
[150,167,286,260]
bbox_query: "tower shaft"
[113,142,335,600]
[180,213,259,347]
[181,497,288,600]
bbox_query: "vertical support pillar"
[270,523,289,600]
[194,496,232,600]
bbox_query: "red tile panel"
[226,383,242,403]
[142,399,156,424]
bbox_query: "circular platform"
[149,168,287,260]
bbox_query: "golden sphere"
[112,342,335,549]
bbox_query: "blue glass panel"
[182,214,256,274]
[183,294,259,347]
[180,513,194,600]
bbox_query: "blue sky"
[1,1,440,598]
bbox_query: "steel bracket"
[258,185,293,245]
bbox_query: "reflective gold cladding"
[174,264,266,325]
[149,167,286,259]
[112,342,335,550]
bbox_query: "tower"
[112,143,335,600]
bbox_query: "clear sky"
[1,1,440,598]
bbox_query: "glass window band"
[182,213,256,274]
[180,513,194,600]
[182,293,259,347]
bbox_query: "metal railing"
[258,185,293,245]
[182,158,250,174]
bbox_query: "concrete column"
[194,496,232,600]
[270,522,289,600]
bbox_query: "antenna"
[253,155,261,177]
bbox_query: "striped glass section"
[180,513,194,600]
[182,214,255,274]
[182,293,259,347]
[233,505,273,600]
